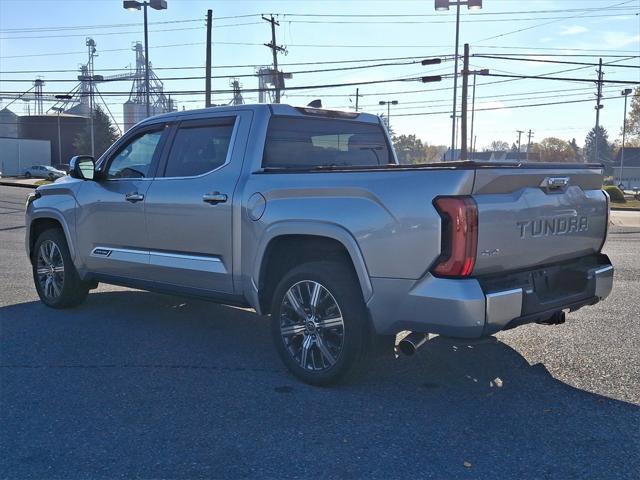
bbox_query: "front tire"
[24,171,31,178]
[32,228,89,308]
[270,261,370,386]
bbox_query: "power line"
[276,12,638,25]
[392,95,629,117]
[0,15,257,33]
[479,72,640,85]
[473,0,638,43]
[0,54,450,74]
[0,58,444,83]
[354,87,623,111]
[0,75,439,97]
[473,55,640,69]
[5,41,639,60]
[0,22,264,40]
[272,6,636,18]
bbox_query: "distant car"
[24,165,66,180]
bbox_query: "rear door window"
[263,116,391,168]
[162,117,235,178]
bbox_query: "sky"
[0,0,639,150]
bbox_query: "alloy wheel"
[36,240,65,300]
[279,280,345,371]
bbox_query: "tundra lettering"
[517,216,589,239]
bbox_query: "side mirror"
[69,155,95,180]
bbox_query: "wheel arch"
[28,212,75,263]
[252,222,373,315]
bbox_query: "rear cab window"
[263,116,392,169]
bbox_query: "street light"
[620,88,633,188]
[434,0,483,155]
[53,94,72,167]
[123,0,167,118]
[379,100,399,131]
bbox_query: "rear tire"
[32,228,90,308]
[270,261,370,386]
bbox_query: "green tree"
[423,143,447,163]
[532,137,576,162]
[73,106,119,158]
[569,138,582,162]
[622,86,640,144]
[392,134,424,164]
[584,126,613,164]
[487,140,509,151]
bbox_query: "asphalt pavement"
[1,185,639,479]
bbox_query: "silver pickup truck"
[25,104,614,385]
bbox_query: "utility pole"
[516,130,524,154]
[470,72,477,158]
[527,129,534,162]
[460,43,470,160]
[620,88,633,186]
[143,3,150,117]
[354,88,362,112]
[594,57,604,162]
[86,38,96,157]
[262,15,285,103]
[205,9,212,107]
[447,2,462,158]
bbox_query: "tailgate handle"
[540,176,569,192]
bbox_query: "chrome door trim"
[149,251,227,274]
[90,246,227,274]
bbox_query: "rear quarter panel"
[240,168,476,294]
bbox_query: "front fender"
[26,207,77,262]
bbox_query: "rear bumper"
[366,254,613,337]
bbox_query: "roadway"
[1,185,638,479]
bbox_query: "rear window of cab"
[263,116,392,169]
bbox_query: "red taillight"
[432,196,478,277]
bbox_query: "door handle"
[202,192,228,205]
[125,192,144,203]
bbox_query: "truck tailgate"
[471,165,607,275]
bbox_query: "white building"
[0,137,51,176]
[612,147,640,190]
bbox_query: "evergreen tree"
[73,106,119,158]
[569,138,582,162]
[584,126,612,164]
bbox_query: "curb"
[0,182,38,189]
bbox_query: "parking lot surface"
[1,185,639,479]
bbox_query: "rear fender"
[249,221,373,314]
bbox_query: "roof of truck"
[142,103,381,125]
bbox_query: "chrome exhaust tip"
[398,332,429,356]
